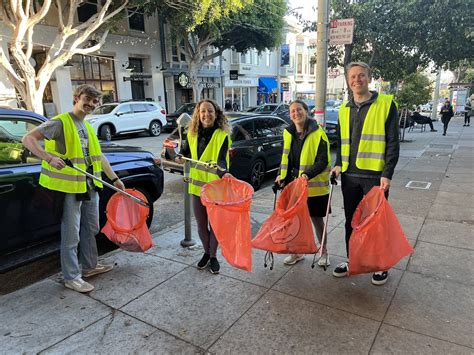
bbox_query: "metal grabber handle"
[63,158,149,208]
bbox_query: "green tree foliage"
[395,72,432,108]
[143,0,286,100]
[304,0,473,84]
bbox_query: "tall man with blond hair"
[331,62,400,285]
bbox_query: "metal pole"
[277,45,281,104]
[315,0,329,126]
[180,160,195,247]
[431,68,442,122]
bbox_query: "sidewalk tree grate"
[406,180,431,190]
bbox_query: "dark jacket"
[440,104,454,122]
[335,91,399,180]
[181,125,228,177]
[283,118,328,185]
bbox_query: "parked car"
[307,102,339,145]
[161,113,288,190]
[85,101,167,141]
[165,103,196,131]
[253,103,290,124]
[0,108,164,272]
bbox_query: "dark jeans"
[441,117,451,134]
[341,174,389,258]
[465,112,471,125]
[413,117,435,130]
[192,195,218,257]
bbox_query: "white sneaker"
[283,254,305,265]
[317,253,330,267]
[82,263,113,278]
[65,277,94,293]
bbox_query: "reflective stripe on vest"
[39,112,103,193]
[338,94,393,172]
[187,129,230,196]
[279,127,331,197]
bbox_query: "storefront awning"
[258,77,282,93]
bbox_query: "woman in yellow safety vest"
[276,100,332,267]
[178,99,231,274]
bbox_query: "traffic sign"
[329,19,354,45]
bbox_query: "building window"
[128,7,145,31]
[231,50,239,64]
[266,51,270,66]
[297,54,303,74]
[77,0,97,23]
[70,54,117,103]
[240,53,247,64]
[172,40,186,63]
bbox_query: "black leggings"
[341,174,389,257]
[192,195,218,257]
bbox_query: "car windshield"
[176,103,195,114]
[93,104,117,115]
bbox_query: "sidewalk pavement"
[2,118,473,354]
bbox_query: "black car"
[165,103,196,131]
[253,103,291,124]
[161,113,288,190]
[0,109,164,272]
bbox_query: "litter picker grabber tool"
[311,172,338,271]
[264,182,283,270]
[177,155,227,172]
[62,158,149,208]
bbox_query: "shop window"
[128,7,145,31]
[70,54,117,103]
[77,0,98,23]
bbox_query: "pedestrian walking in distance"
[275,100,332,267]
[331,62,400,285]
[22,84,124,293]
[440,100,454,135]
[464,94,473,127]
[177,99,231,274]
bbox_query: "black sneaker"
[372,271,388,285]
[333,262,348,277]
[197,253,210,269]
[209,257,220,274]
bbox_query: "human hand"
[331,166,342,178]
[223,172,233,179]
[113,179,125,191]
[275,175,284,186]
[49,156,66,169]
[175,154,184,164]
[301,173,309,181]
[380,177,391,191]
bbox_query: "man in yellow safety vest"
[331,62,400,286]
[22,84,125,293]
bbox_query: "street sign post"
[329,18,354,45]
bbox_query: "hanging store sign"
[123,72,152,82]
[230,70,239,80]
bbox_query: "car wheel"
[149,120,162,137]
[249,159,265,191]
[100,125,112,141]
[133,187,154,227]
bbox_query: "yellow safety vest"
[279,127,331,197]
[339,94,393,172]
[188,129,230,196]
[39,112,103,193]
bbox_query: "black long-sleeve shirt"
[180,126,228,177]
[335,92,399,180]
[283,118,329,185]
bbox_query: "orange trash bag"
[101,188,154,252]
[348,187,414,275]
[252,177,318,256]
[200,175,254,272]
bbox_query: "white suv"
[85,101,166,141]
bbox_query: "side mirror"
[177,113,191,128]
[115,112,121,117]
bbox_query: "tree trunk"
[188,61,201,102]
